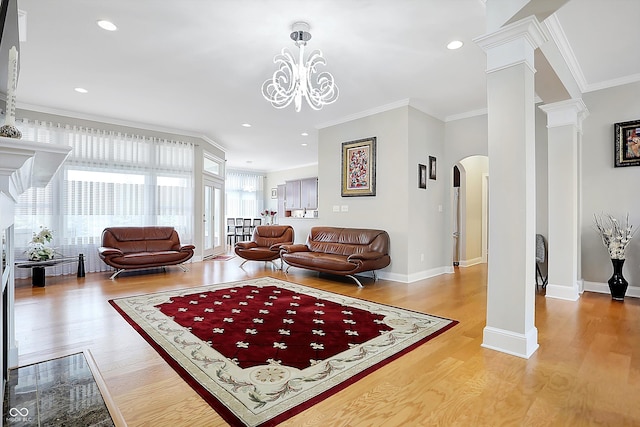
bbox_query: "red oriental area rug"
[109,277,457,426]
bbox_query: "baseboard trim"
[481,326,539,359]
[583,281,640,298]
[545,282,581,301]
[459,257,484,267]
[377,266,449,284]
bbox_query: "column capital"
[474,16,548,74]
[539,98,589,131]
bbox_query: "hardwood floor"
[13,258,640,426]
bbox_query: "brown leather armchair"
[99,226,195,279]
[234,225,294,268]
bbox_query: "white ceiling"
[14,0,640,172]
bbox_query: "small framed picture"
[271,188,278,199]
[418,164,427,189]
[614,120,640,167]
[429,156,437,180]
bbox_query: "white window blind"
[14,120,195,277]
[225,171,265,219]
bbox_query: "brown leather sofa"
[234,225,294,268]
[99,226,195,279]
[280,226,390,287]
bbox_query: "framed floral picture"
[341,137,376,197]
[614,119,640,167]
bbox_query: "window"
[225,171,264,219]
[14,120,194,276]
[204,155,224,177]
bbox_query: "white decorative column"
[474,16,547,358]
[539,99,588,300]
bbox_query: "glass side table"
[15,254,85,287]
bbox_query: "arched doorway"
[452,155,489,267]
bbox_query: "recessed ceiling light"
[242,123,252,128]
[301,132,309,136]
[301,143,308,146]
[97,20,118,31]
[447,40,463,50]
[74,87,88,94]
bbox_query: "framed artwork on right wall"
[614,119,640,167]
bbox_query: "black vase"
[608,258,628,301]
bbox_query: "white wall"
[444,114,489,268]
[318,107,410,279]
[581,81,640,289]
[535,105,549,277]
[535,106,549,240]
[315,105,447,281]
[407,107,447,278]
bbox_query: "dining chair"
[234,217,243,241]
[241,218,253,241]
[226,218,237,247]
[535,234,548,290]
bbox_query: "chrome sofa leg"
[178,264,189,272]
[372,270,378,282]
[346,275,363,288]
[239,260,249,268]
[110,269,125,280]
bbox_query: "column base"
[545,282,580,301]
[481,326,539,359]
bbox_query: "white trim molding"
[474,16,548,74]
[482,326,539,359]
[459,257,484,268]
[378,266,449,284]
[316,99,411,129]
[545,282,581,301]
[583,281,640,299]
[539,98,589,131]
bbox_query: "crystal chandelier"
[262,22,339,112]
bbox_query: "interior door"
[203,177,224,258]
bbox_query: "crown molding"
[583,73,640,93]
[544,14,587,93]
[315,99,411,129]
[445,108,488,122]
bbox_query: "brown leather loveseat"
[234,225,294,268]
[99,226,195,279]
[280,226,390,287]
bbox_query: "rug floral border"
[110,277,457,426]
